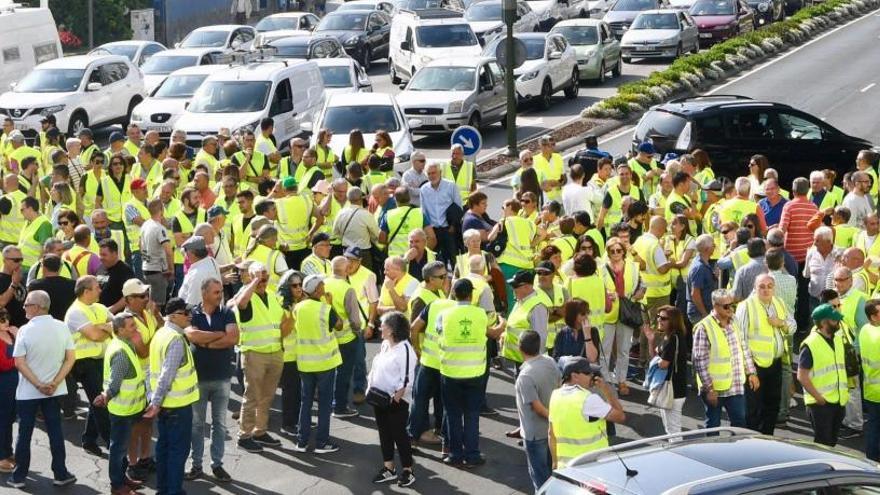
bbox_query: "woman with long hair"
[664,214,696,317]
[517,168,544,209]
[741,213,762,239]
[566,252,608,348]
[49,182,79,228]
[370,130,395,172]
[342,129,369,167]
[692,149,714,186]
[518,191,540,223]
[747,154,769,200]
[648,305,688,435]
[100,154,132,230]
[601,237,644,395]
[561,234,599,279]
[315,128,339,177]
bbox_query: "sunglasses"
[719,303,734,310]
[609,248,624,254]
[657,315,669,321]
[5,258,22,263]
[522,200,532,204]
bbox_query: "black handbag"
[486,218,508,257]
[606,266,644,328]
[366,343,410,409]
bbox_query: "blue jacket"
[643,356,668,392]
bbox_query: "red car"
[688,0,754,45]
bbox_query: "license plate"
[148,125,172,133]
[699,32,712,38]
[636,45,653,51]
[418,116,435,124]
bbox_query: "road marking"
[861,83,876,92]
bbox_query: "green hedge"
[593,0,858,116]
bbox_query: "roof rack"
[567,427,754,467]
[398,7,463,18]
[668,94,753,104]
[216,47,285,67]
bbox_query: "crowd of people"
[1,112,879,494]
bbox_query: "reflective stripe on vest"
[102,338,146,416]
[497,216,536,269]
[244,244,282,293]
[421,299,455,370]
[695,316,745,393]
[294,298,342,372]
[69,300,110,359]
[324,277,357,344]
[548,386,608,468]
[276,195,312,250]
[386,206,424,258]
[101,175,131,223]
[442,160,475,202]
[149,326,200,408]
[0,190,27,243]
[237,292,283,353]
[744,296,786,368]
[802,331,848,406]
[282,309,297,362]
[19,215,50,268]
[860,324,880,402]
[504,292,549,363]
[439,304,488,379]
[301,253,331,276]
[632,233,670,298]
[603,261,639,324]
[568,275,606,331]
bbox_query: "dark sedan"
[314,10,391,70]
[747,0,784,26]
[689,0,754,45]
[268,35,348,60]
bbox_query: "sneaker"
[82,443,103,456]
[840,426,862,439]
[212,466,232,483]
[398,470,415,488]
[479,406,498,417]
[237,437,264,453]
[253,433,282,447]
[0,458,14,473]
[280,426,298,438]
[372,466,397,484]
[314,442,340,454]
[464,455,486,469]
[6,478,25,489]
[418,430,442,445]
[291,443,308,453]
[184,466,203,480]
[332,408,359,419]
[442,456,464,467]
[126,466,146,482]
[62,410,77,420]
[53,473,77,486]
[352,392,366,405]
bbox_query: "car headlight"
[40,105,65,116]
[758,1,770,11]
[520,70,540,81]
[344,37,360,46]
[447,100,464,113]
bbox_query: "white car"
[482,32,578,108]
[525,0,589,28]
[0,54,145,136]
[309,93,417,175]
[396,56,506,133]
[255,12,322,32]
[89,40,167,67]
[129,65,225,137]
[177,25,256,52]
[254,29,313,48]
[315,58,373,95]
[140,47,224,94]
[464,0,540,45]
[620,9,699,61]
[336,0,397,15]
[389,12,482,84]
[584,0,611,17]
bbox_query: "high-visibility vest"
[149,326,199,407]
[276,194,312,251]
[551,235,577,263]
[540,283,566,351]
[834,224,860,249]
[42,144,61,175]
[323,277,357,345]
[320,197,344,244]
[282,308,297,362]
[244,244,282,292]
[438,304,488,379]
[342,145,368,165]
[626,157,659,196]
[548,385,608,468]
[123,140,140,157]
[497,216,536,269]
[63,244,96,277]
[808,189,841,211]
[385,206,424,258]
[632,233,671,298]
[132,310,158,371]
[256,134,279,173]
[568,274,607,333]
[379,273,418,307]
[230,214,252,257]
[102,338,146,417]
[277,156,299,179]
[603,261,639,324]
[694,167,715,186]
[465,274,493,312]
[123,198,150,254]
[859,323,880,402]
[293,298,342,372]
[421,299,455,370]
[301,253,331,276]
[0,190,27,243]
[88,231,125,257]
[455,252,489,279]
[854,269,871,294]
[442,160,475,203]
[504,292,549,363]
[719,198,756,225]
[236,292,283,353]
[665,191,697,233]
[100,175,132,224]
[81,170,102,216]
[865,167,880,197]
[840,289,867,340]
[348,265,376,317]
[663,234,694,283]
[408,284,442,322]
[9,145,41,172]
[743,295,788,368]
[801,331,848,406]
[79,143,100,167]
[19,215,50,269]
[299,166,323,198]
[68,299,110,360]
[315,145,337,173]
[173,208,207,264]
[695,315,745,393]
[534,153,563,201]
[603,185,642,232]
[34,259,75,280]
[131,160,163,194]
[235,150,268,190]
[195,149,220,181]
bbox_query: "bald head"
[331,256,348,277]
[844,248,865,271]
[649,215,667,236]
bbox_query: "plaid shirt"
[768,269,797,316]
[693,313,756,397]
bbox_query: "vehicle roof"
[269,35,326,46]
[399,7,464,19]
[327,92,396,107]
[553,18,604,27]
[166,64,227,76]
[191,24,250,32]
[99,40,162,47]
[204,59,314,81]
[654,95,793,115]
[37,54,129,69]
[515,32,552,40]
[425,56,495,67]
[262,11,311,18]
[325,9,375,15]
[152,47,222,57]
[314,57,356,67]
[638,8,679,14]
[344,0,381,5]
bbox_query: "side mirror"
[86,82,103,91]
[400,40,411,51]
[301,121,313,132]
[549,50,562,60]
[408,118,423,129]
[174,42,181,48]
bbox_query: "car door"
[400,26,414,76]
[722,109,783,172]
[269,78,297,142]
[600,22,620,67]
[369,13,391,57]
[678,12,696,50]
[93,63,122,123]
[551,35,573,87]
[486,61,506,119]
[771,109,832,173]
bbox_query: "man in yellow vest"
[720,177,765,231]
[275,177,318,270]
[693,288,758,428]
[596,162,643,234]
[491,198,538,312]
[325,256,365,419]
[234,131,270,191]
[734,274,794,435]
[301,232,332,276]
[378,256,420,316]
[0,173,27,247]
[798,303,848,446]
[504,270,549,370]
[64,225,101,277]
[78,128,101,168]
[18,196,53,276]
[143,297,200,495]
[628,142,662,197]
[123,124,142,157]
[172,187,207,292]
[437,278,504,467]
[549,356,626,470]
[231,262,291,453]
[632,215,673,366]
[64,275,113,456]
[255,118,282,174]
[6,130,41,174]
[380,187,433,259]
[93,313,147,494]
[665,171,699,232]
[860,299,880,460]
[533,135,564,203]
[831,267,868,438]
[442,144,476,204]
[293,274,343,454]
[123,179,151,279]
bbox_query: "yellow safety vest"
[504,292,549,363]
[320,197,344,244]
[626,157,659,197]
[236,292,283,353]
[408,284,442,322]
[276,194,312,251]
[603,185,642,233]
[632,233,671,298]
[123,140,140,157]
[81,170,102,216]
[859,323,880,402]
[421,299,455,370]
[568,275,607,332]
[299,166,323,199]
[132,310,158,371]
[540,283,566,351]
[801,331,848,406]
[282,308,297,362]
[603,261,639,324]
[551,235,577,263]
[348,265,376,318]
[123,198,150,254]
[19,215,51,269]
[497,216,536,269]
[63,244,96,278]
[548,385,608,468]
[293,298,342,372]
[244,244,282,292]
[438,304,488,379]
[173,208,207,264]
[663,234,694,283]
[840,289,867,339]
[323,277,357,345]
[695,315,745,393]
[68,300,110,360]
[743,296,788,368]
[8,145,41,172]
[102,338,146,417]
[0,190,27,243]
[442,160,475,203]
[34,259,75,280]
[256,134,279,174]
[149,326,200,408]
[342,145,368,165]
[235,150,268,190]
[301,253,331,276]
[808,189,840,211]
[131,160,163,194]
[379,273,418,307]
[719,198,756,225]
[533,153,563,202]
[664,191,697,233]
[385,206,424,258]
[833,224,859,249]
[100,175,132,224]
[195,149,220,181]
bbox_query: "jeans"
[298,369,335,448]
[746,359,782,435]
[701,392,746,429]
[172,263,184,298]
[441,375,483,463]
[375,400,414,468]
[808,402,845,446]
[602,322,634,385]
[779,357,794,421]
[239,350,283,438]
[0,370,17,459]
[334,339,358,413]
[524,438,551,492]
[865,400,880,461]
[281,361,301,431]
[71,357,111,446]
[433,226,460,268]
[660,397,687,436]
[13,397,70,483]
[130,251,143,281]
[156,405,193,495]
[109,412,139,489]
[408,364,443,439]
[192,380,230,469]
[352,332,367,395]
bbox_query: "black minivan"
[632,95,874,187]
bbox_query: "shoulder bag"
[366,343,410,409]
[606,265,644,329]
[647,336,676,410]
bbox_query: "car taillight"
[675,121,692,150]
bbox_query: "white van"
[174,58,325,149]
[389,9,482,84]
[0,1,62,93]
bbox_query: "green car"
[550,19,622,83]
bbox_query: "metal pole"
[88,0,94,48]
[503,1,516,157]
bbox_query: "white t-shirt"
[367,340,417,404]
[141,218,171,272]
[13,315,74,400]
[562,183,590,216]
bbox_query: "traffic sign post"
[502,0,518,157]
[451,125,483,157]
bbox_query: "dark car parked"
[268,35,348,60]
[540,428,880,495]
[631,95,874,187]
[689,0,754,45]
[314,10,392,70]
[747,0,784,26]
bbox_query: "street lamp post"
[502,0,517,157]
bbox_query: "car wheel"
[468,113,481,130]
[124,97,142,127]
[674,42,682,60]
[539,79,552,110]
[622,56,632,64]
[361,47,372,71]
[500,113,509,129]
[595,61,606,84]
[611,56,622,77]
[564,69,578,98]
[390,61,401,85]
[68,112,88,137]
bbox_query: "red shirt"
[780,196,819,263]
[0,338,14,373]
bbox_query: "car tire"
[468,113,481,130]
[390,61,401,85]
[674,42,682,60]
[622,56,631,64]
[539,79,552,110]
[564,69,578,98]
[611,56,622,77]
[500,113,509,129]
[124,97,142,128]
[68,111,88,137]
[595,61,606,84]
[361,47,372,71]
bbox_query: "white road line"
[861,83,876,92]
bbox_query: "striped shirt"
[780,197,819,263]
[692,314,756,397]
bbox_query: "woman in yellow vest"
[315,128,339,178]
[567,253,608,341]
[369,130,395,172]
[54,209,81,244]
[601,238,644,395]
[49,182,81,225]
[342,129,370,167]
[692,149,715,187]
[538,245,568,287]
[99,155,133,229]
[278,270,307,435]
[663,215,696,317]
[490,198,538,312]
[518,191,540,223]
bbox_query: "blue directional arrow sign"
[451,125,482,157]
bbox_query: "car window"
[368,14,383,30]
[312,41,330,58]
[696,115,724,144]
[270,78,294,116]
[478,64,492,89]
[89,66,105,85]
[488,61,504,83]
[241,28,255,43]
[777,112,824,140]
[405,27,414,48]
[725,111,777,140]
[141,43,163,62]
[553,36,568,52]
[837,486,880,494]
[100,64,119,84]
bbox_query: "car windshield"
[408,67,475,91]
[416,25,478,47]
[690,0,735,14]
[319,66,354,88]
[14,69,84,93]
[141,55,199,75]
[152,74,210,98]
[338,2,375,10]
[551,26,599,45]
[521,37,546,60]
[317,13,368,31]
[611,0,656,10]
[272,41,309,58]
[465,3,502,21]
[632,13,679,29]
[323,105,400,133]
[188,81,271,113]
[255,17,299,31]
[99,44,139,61]
[180,30,228,48]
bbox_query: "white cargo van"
[388,9,482,84]
[174,57,325,149]
[0,1,62,93]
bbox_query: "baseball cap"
[343,246,363,259]
[701,179,723,192]
[636,142,655,154]
[130,178,148,190]
[8,130,24,141]
[181,235,206,252]
[302,274,325,295]
[661,152,679,164]
[46,127,61,139]
[165,297,193,316]
[812,303,844,323]
[534,260,555,275]
[109,131,125,143]
[311,232,330,247]
[122,279,150,297]
[207,205,227,220]
[558,356,600,381]
[506,270,535,289]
